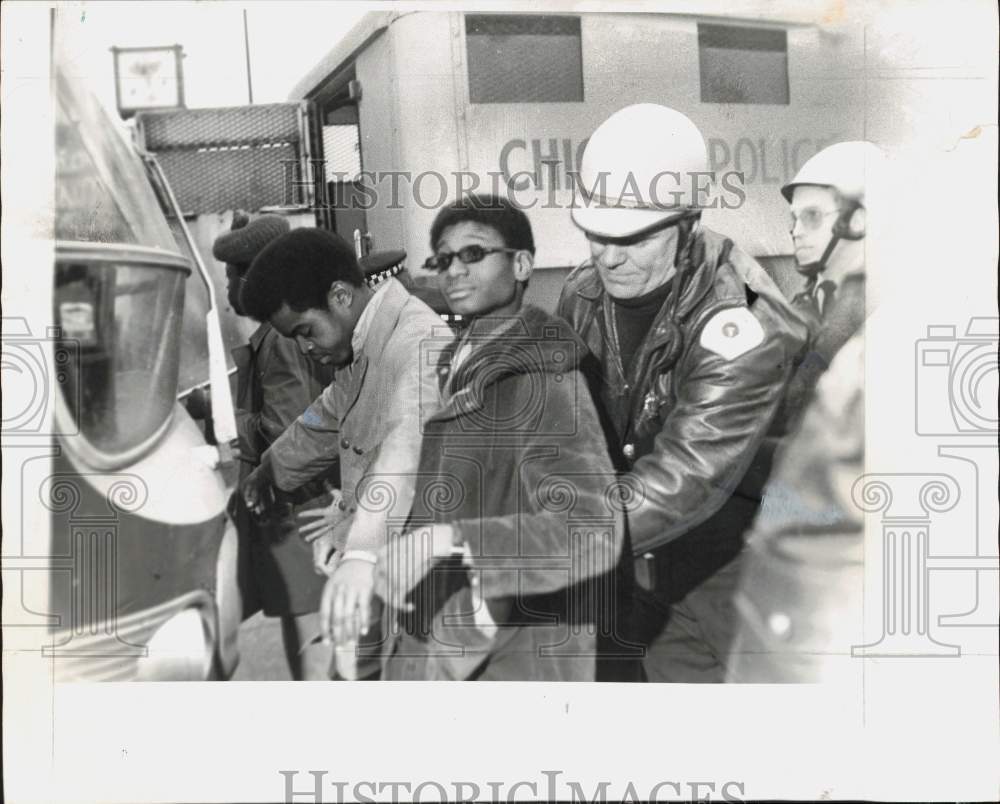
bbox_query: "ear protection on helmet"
[832,200,865,241]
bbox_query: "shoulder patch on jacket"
[699,307,765,360]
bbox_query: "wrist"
[443,524,469,559]
[341,549,378,566]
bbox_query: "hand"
[240,464,276,519]
[311,531,338,576]
[308,517,352,576]
[296,489,347,543]
[298,492,349,575]
[373,524,456,611]
[320,558,377,645]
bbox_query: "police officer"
[726,142,885,683]
[778,141,885,430]
[558,103,807,682]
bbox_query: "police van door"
[315,80,367,252]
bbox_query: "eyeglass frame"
[423,245,521,273]
[789,206,842,233]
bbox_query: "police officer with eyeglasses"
[726,142,886,683]
[779,141,885,433]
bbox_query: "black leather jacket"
[557,226,808,601]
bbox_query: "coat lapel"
[336,280,408,423]
[337,354,370,424]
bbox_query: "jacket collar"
[583,227,723,351]
[571,263,604,302]
[434,305,581,422]
[334,279,411,420]
[351,278,410,367]
[248,321,272,351]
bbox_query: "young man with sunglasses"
[371,194,638,681]
[557,104,807,682]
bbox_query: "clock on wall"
[111,45,185,118]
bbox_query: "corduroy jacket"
[382,306,640,681]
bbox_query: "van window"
[698,24,789,105]
[466,15,583,104]
[322,125,362,182]
[55,253,186,459]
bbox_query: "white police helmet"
[781,141,886,206]
[572,104,709,238]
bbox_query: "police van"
[1,13,241,681]
[137,6,986,317]
[286,8,892,307]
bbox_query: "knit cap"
[212,211,291,271]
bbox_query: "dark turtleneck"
[612,278,674,377]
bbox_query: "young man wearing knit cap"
[558,104,808,682]
[211,211,335,680]
[239,228,444,678]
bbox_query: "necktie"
[816,280,837,319]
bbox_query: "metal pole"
[243,8,253,104]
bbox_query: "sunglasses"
[423,245,519,273]
[789,207,840,232]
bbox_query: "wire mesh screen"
[322,124,362,181]
[136,103,311,214]
[698,24,789,105]
[466,15,584,104]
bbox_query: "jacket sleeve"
[261,375,342,493]
[239,335,327,463]
[783,277,865,434]
[627,318,794,555]
[342,313,444,554]
[257,335,328,445]
[234,408,263,465]
[450,373,624,599]
[728,332,865,682]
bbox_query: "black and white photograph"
[2,1,997,801]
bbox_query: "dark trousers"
[632,553,744,683]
